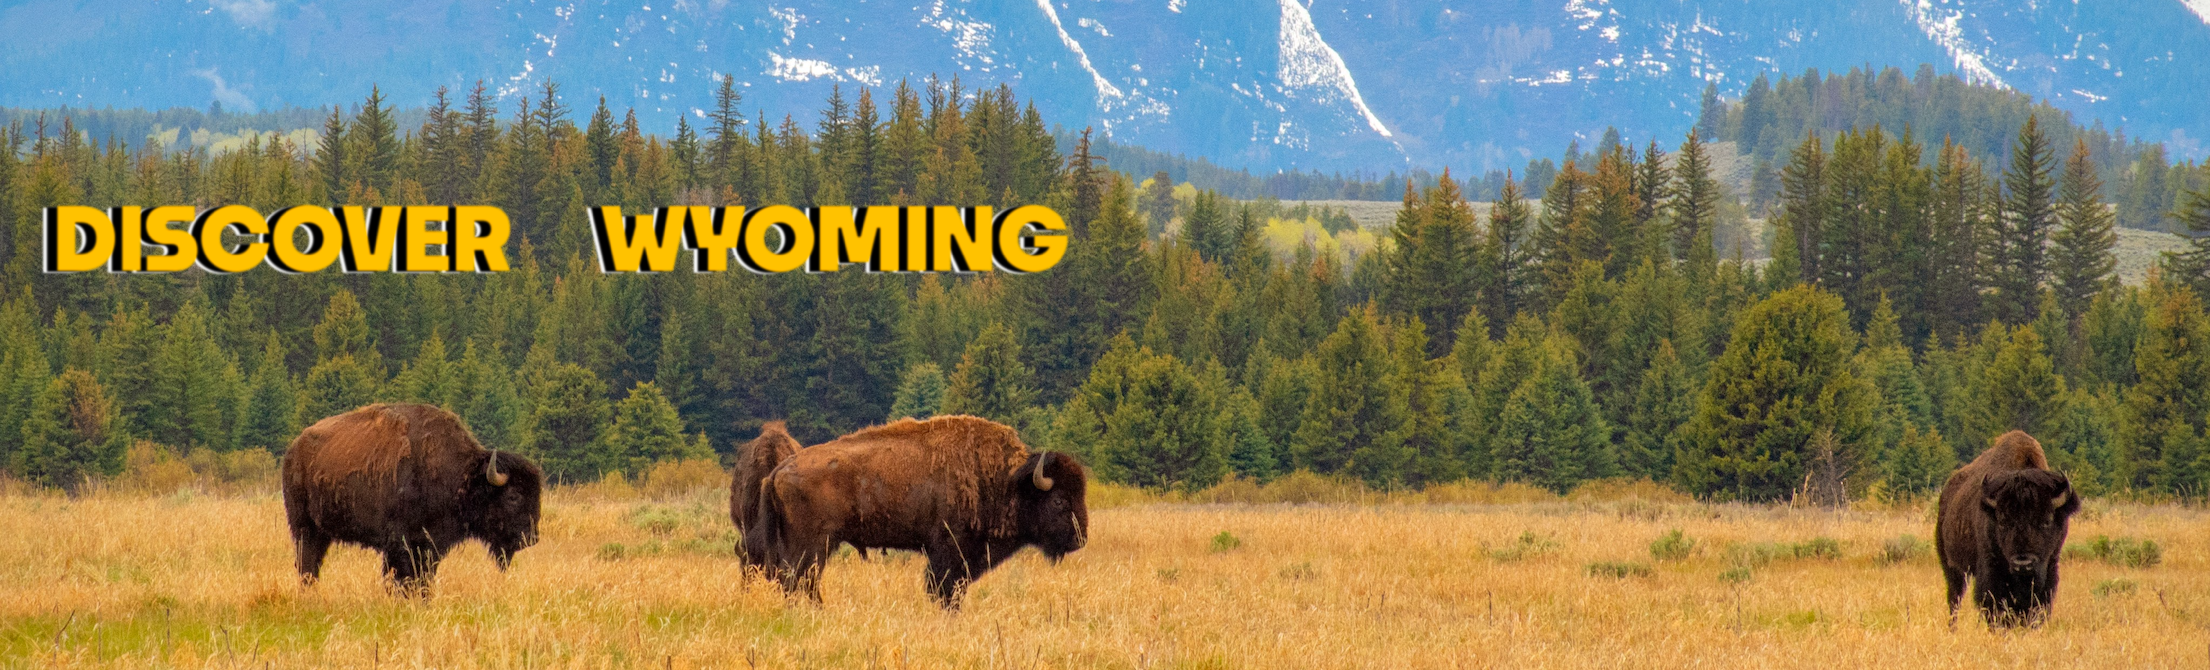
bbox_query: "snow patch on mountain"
[923,1,998,70]
[1275,0,1391,137]
[1034,0,1125,106]
[767,53,838,81]
[1901,0,2009,88]
[2182,0,2210,25]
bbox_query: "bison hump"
[302,406,414,488]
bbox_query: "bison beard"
[745,415,1090,609]
[1936,430,2080,628]
[282,403,544,595]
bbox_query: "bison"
[282,403,544,594]
[1937,430,2081,628]
[745,415,1089,608]
[731,421,801,566]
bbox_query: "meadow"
[0,478,2203,669]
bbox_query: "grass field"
[0,485,2204,669]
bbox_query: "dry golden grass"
[1,486,2206,668]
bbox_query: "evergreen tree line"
[1693,65,2204,231]
[3,80,2210,503]
[0,105,347,156]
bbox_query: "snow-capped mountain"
[1,0,2204,172]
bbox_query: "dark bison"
[731,421,801,565]
[746,415,1089,608]
[282,403,544,594]
[1937,430,2081,627]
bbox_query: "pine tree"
[298,354,378,425]
[2161,183,2210,299]
[1492,333,1614,493]
[1927,139,1986,341]
[146,299,239,450]
[940,322,1034,426]
[1620,339,1693,481]
[1671,130,1721,266]
[16,369,125,493]
[1052,334,1147,472]
[389,331,457,407]
[1679,285,1877,501]
[584,97,618,199]
[1393,317,1463,485]
[236,332,299,454]
[1777,132,1827,286]
[888,362,948,421]
[1141,171,1177,236]
[2119,281,2210,493]
[706,76,747,192]
[525,362,611,483]
[2080,285,2147,389]
[1966,324,2069,444]
[1290,308,1407,484]
[1099,352,1225,491]
[1222,386,1281,481]
[603,381,699,476]
[1884,424,1956,495]
[2050,139,2116,321]
[1990,115,2058,324]
[1179,190,1232,262]
[347,86,401,198]
[451,338,524,451]
[1483,175,1534,327]
[313,107,349,204]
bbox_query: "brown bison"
[731,421,801,565]
[745,415,1089,608]
[282,403,543,594]
[1937,430,2080,628]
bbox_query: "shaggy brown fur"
[732,421,801,562]
[747,415,1089,608]
[282,404,543,594]
[1937,430,2080,628]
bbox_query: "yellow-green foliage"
[0,491,2203,667]
[1261,215,1379,260]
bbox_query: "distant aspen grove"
[0,70,2206,507]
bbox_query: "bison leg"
[383,544,446,598]
[292,526,332,587]
[1941,565,1966,628]
[922,542,978,610]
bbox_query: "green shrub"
[1649,529,1696,561]
[1488,531,1561,562]
[1879,535,1926,564]
[1586,561,1653,579]
[1719,566,1752,584]
[597,543,629,561]
[627,505,687,536]
[1789,537,1843,560]
[2092,578,2138,597]
[1723,542,1785,568]
[1279,562,1320,581]
[1210,531,1242,553]
[2066,535,2162,568]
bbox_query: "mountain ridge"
[1,0,2203,171]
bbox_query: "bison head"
[1981,468,2080,576]
[1013,451,1090,562]
[469,450,544,569]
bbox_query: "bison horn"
[2051,493,2069,509]
[1032,452,1055,491]
[486,450,510,487]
